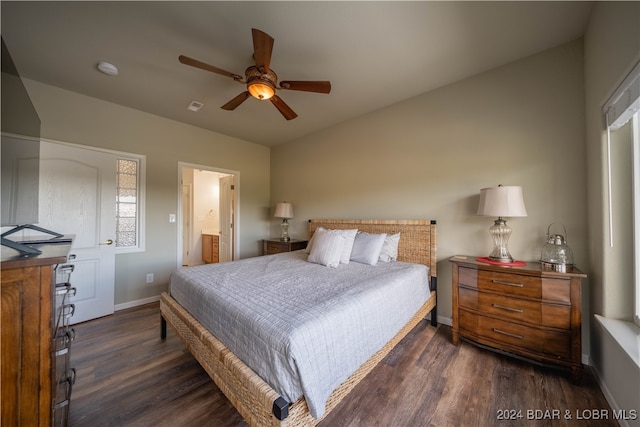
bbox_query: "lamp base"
[487,218,514,263]
[280,219,290,242]
[488,255,514,263]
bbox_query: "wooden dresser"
[450,255,587,382]
[1,240,75,425]
[262,238,308,255]
[202,233,219,264]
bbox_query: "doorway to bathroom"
[178,162,238,267]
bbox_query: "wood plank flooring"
[69,303,616,427]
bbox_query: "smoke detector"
[97,61,119,76]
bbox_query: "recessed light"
[187,101,204,112]
[97,61,119,76]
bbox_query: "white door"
[39,141,116,324]
[219,175,234,262]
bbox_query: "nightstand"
[450,255,587,383]
[262,239,308,255]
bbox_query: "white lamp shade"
[477,186,527,218]
[274,202,293,219]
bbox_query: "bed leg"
[430,277,438,327]
[161,315,167,339]
[272,397,289,420]
[430,306,438,327]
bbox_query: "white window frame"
[115,153,146,254]
[633,114,640,327]
[604,60,640,326]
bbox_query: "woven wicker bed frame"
[160,219,437,426]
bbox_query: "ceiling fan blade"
[221,92,251,110]
[270,95,298,120]
[279,80,331,94]
[179,55,241,80]
[252,28,274,73]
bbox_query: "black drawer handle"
[492,328,524,340]
[62,304,75,319]
[54,399,70,410]
[55,283,71,295]
[55,328,76,355]
[492,303,524,313]
[54,368,76,409]
[57,264,75,274]
[492,279,524,288]
[55,283,77,297]
[60,367,76,386]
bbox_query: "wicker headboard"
[308,219,437,278]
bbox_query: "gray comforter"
[169,250,430,418]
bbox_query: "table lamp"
[477,185,527,262]
[274,202,293,242]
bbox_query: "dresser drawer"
[477,269,541,298]
[458,287,570,329]
[458,266,477,288]
[266,243,286,254]
[459,309,571,360]
[541,277,571,303]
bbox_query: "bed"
[160,219,437,426]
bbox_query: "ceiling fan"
[179,28,331,120]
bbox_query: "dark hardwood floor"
[69,303,616,427]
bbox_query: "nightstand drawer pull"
[492,279,524,288]
[492,303,524,313]
[493,328,524,340]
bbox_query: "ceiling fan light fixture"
[248,81,275,100]
[178,28,330,119]
[245,65,276,100]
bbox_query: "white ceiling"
[1,1,593,147]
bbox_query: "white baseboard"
[114,295,160,311]
[437,315,452,326]
[591,362,636,427]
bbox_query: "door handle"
[99,239,114,246]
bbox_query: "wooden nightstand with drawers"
[450,255,587,382]
[262,239,308,255]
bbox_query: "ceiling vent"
[187,101,204,112]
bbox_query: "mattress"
[169,250,430,418]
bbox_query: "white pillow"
[307,228,345,268]
[379,233,400,262]
[337,229,358,264]
[305,226,325,253]
[307,227,357,264]
[350,232,386,266]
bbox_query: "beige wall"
[24,79,271,305]
[271,40,588,340]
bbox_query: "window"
[115,156,145,252]
[604,61,639,326]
